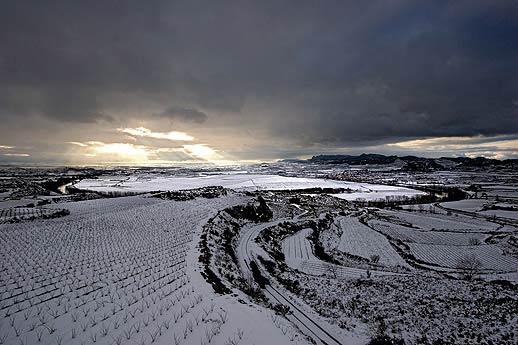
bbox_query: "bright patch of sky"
[119,127,194,142]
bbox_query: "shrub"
[250,261,269,289]
[368,336,405,345]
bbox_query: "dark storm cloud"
[1,0,518,150]
[155,106,208,123]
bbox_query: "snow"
[0,198,36,209]
[440,199,491,212]
[280,227,402,279]
[480,209,518,221]
[378,209,499,232]
[75,173,425,201]
[282,228,317,268]
[293,272,517,345]
[185,209,309,345]
[369,220,488,246]
[484,190,518,198]
[333,188,425,201]
[407,243,518,272]
[336,217,410,268]
[2,166,517,345]
[0,194,304,345]
[236,216,352,344]
[439,199,518,220]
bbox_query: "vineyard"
[1,166,517,345]
[407,243,518,271]
[480,209,518,221]
[367,209,518,273]
[368,220,488,246]
[378,209,499,232]
[0,194,266,345]
[297,261,401,279]
[336,217,410,268]
[281,228,315,268]
[281,226,402,279]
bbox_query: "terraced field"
[298,261,402,279]
[281,228,315,268]
[440,200,490,212]
[378,209,499,232]
[369,220,488,246]
[407,243,518,271]
[281,226,404,279]
[336,217,410,268]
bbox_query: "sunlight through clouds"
[182,144,222,161]
[119,127,194,141]
[69,142,152,162]
[93,143,150,157]
[387,135,518,158]
[3,153,30,157]
[66,141,89,147]
[67,140,228,164]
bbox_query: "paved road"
[237,218,344,345]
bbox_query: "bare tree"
[468,237,481,246]
[325,264,338,279]
[455,254,482,280]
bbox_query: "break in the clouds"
[1,1,518,163]
[66,140,223,164]
[119,127,194,142]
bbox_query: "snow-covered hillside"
[0,194,307,345]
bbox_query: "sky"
[1,1,518,165]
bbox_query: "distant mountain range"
[281,153,518,171]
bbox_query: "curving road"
[237,216,344,345]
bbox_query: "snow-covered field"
[440,199,490,212]
[0,199,37,209]
[281,228,316,268]
[298,261,402,279]
[280,226,402,279]
[332,188,424,202]
[336,217,410,268]
[369,220,488,246]
[480,209,518,221]
[0,194,300,345]
[439,199,518,221]
[407,243,518,271]
[75,173,425,201]
[2,166,517,345]
[364,207,518,280]
[378,209,499,232]
[481,185,518,199]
